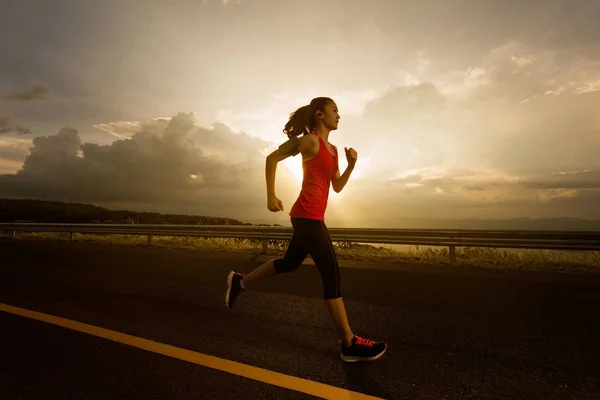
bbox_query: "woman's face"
[319,101,340,131]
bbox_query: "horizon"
[3,198,600,232]
[1,0,599,228]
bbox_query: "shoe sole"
[225,271,234,308]
[340,345,387,363]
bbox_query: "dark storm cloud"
[0,113,284,214]
[0,113,31,135]
[520,170,600,190]
[3,83,51,101]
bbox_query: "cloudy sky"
[1,0,599,227]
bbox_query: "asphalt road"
[1,238,600,399]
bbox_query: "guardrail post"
[261,240,268,254]
[449,245,456,263]
[69,232,73,241]
[12,230,16,238]
[147,234,152,246]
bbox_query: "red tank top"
[289,131,338,221]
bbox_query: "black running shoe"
[340,335,387,362]
[225,271,245,308]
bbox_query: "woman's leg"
[305,220,354,346]
[226,219,308,308]
[311,221,387,361]
[245,221,308,287]
[242,258,276,287]
[325,298,355,347]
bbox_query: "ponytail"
[283,105,310,139]
[283,97,333,139]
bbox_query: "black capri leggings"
[273,217,341,300]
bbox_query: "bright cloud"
[0,113,299,223]
[1,1,599,226]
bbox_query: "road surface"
[1,238,599,399]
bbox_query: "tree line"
[0,199,257,226]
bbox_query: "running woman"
[225,97,387,362]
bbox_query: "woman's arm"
[332,164,355,193]
[265,135,317,211]
[332,146,357,193]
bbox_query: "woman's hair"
[283,97,333,138]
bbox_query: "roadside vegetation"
[2,199,599,274]
[6,231,600,274]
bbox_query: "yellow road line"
[0,303,385,400]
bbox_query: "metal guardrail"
[2,223,600,262]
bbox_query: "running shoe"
[340,335,387,362]
[225,271,245,308]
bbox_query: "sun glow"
[283,157,304,182]
[282,153,371,184]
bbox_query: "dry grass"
[6,231,600,274]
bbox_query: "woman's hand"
[345,147,358,167]
[267,195,284,212]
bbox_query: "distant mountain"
[361,216,600,231]
[2,198,598,231]
[0,199,253,225]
